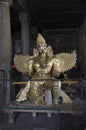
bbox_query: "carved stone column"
[4,0,13,5]
[0,1,12,105]
[19,13,30,54]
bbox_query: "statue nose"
[41,48,45,51]
[41,46,44,49]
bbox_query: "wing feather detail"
[53,51,77,73]
[14,55,33,75]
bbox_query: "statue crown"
[36,33,47,47]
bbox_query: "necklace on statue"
[38,55,48,69]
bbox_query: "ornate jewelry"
[38,55,48,69]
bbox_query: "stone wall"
[78,18,86,78]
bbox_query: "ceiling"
[11,0,86,31]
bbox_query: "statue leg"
[44,80,61,105]
[51,81,73,104]
[27,81,45,106]
[45,80,73,105]
[51,81,61,105]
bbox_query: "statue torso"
[33,56,54,78]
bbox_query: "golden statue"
[14,33,77,106]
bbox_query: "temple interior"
[0,0,86,130]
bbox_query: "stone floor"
[0,111,86,130]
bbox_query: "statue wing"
[14,54,34,77]
[53,51,77,73]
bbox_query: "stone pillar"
[0,1,12,105]
[19,13,30,54]
[79,18,86,78]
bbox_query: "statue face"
[37,43,47,54]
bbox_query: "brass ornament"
[36,33,47,47]
[14,34,77,106]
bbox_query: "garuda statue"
[14,33,77,106]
